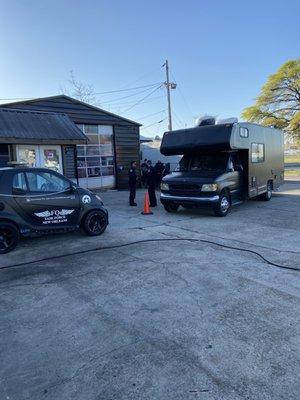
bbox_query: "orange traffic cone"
[141,191,153,215]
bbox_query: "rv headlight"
[201,184,218,192]
[160,182,170,191]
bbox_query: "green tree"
[242,60,300,138]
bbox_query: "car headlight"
[95,194,102,202]
[160,182,170,191]
[201,184,218,192]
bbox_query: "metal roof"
[1,95,142,127]
[0,107,87,144]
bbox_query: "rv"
[160,121,284,217]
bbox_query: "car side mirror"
[69,184,77,193]
[12,187,27,196]
[235,165,243,172]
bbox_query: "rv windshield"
[177,154,228,172]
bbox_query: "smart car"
[0,166,108,253]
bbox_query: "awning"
[0,108,87,144]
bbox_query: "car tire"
[213,191,230,217]
[83,210,108,236]
[163,203,180,213]
[259,181,272,201]
[0,222,20,254]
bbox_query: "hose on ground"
[0,238,299,272]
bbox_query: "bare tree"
[61,71,97,104]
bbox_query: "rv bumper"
[160,192,219,207]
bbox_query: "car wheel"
[163,203,179,213]
[259,181,272,201]
[83,210,108,236]
[0,222,20,254]
[213,191,230,217]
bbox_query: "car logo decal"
[34,209,75,225]
[82,195,91,204]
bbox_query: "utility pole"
[164,59,176,131]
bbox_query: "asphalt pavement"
[0,182,299,400]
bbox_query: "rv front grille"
[170,184,200,191]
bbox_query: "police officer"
[146,160,157,207]
[128,161,137,206]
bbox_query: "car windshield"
[176,154,228,172]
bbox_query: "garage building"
[0,95,141,189]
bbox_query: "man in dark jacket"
[146,160,157,207]
[128,161,137,206]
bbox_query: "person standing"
[128,161,137,206]
[140,158,148,187]
[146,160,157,207]
[154,160,164,188]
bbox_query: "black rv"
[160,121,284,217]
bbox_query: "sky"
[0,0,299,137]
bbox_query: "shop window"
[251,143,265,163]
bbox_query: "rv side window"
[239,127,249,138]
[251,143,265,163]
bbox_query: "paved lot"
[1,182,299,399]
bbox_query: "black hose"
[0,238,299,272]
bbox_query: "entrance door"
[12,170,81,229]
[17,145,63,173]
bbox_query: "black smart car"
[0,167,108,253]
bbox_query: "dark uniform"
[146,166,157,207]
[129,166,137,206]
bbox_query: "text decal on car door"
[34,209,75,224]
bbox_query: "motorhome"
[160,120,284,216]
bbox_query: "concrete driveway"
[0,182,299,400]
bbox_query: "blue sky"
[0,0,299,137]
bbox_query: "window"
[239,127,249,138]
[12,173,27,191]
[251,143,265,163]
[26,171,70,193]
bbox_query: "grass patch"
[284,169,300,178]
[285,154,300,163]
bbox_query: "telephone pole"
[164,59,176,131]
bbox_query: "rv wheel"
[164,203,179,213]
[259,182,272,201]
[213,191,230,217]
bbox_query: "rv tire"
[164,203,180,213]
[213,191,230,217]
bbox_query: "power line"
[140,118,166,130]
[137,109,166,120]
[94,82,161,96]
[123,85,163,112]
[99,84,162,105]
[0,83,162,102]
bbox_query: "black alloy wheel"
[0,222,20,254]
[83,210,108,236]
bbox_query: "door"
[227,154,243,200]
[12,170,81,229]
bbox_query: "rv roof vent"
[195,115,216,127]
[217,117,238,124]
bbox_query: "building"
[0,95,141,189]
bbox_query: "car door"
[227,155,242,200]
[13,170,81,229]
